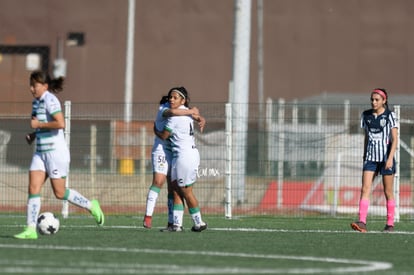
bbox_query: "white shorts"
[171,148,200,187]
[30,149,70,179]
[152,147,172,175]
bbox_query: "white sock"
[145,188,159,216]
[173,205,184,227]
[65,189,91,210]
[27,195,41,227]
[189,208,204,227]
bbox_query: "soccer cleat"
[90,199,105,226]
[161,224,183,232]
[159,223,174,232]
[350,221,367,233]
[191,222,208,232]
[143,215,152,229]
[171,225,183,232]
[383,224,394,232]
[14,226,38,240]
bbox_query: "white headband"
[172,89,186,99]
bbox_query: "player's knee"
[53,190,65,200]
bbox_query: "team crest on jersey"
[380,117,387,127]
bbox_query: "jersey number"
[158,155,166,164]
[189,123,194,136]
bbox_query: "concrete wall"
[1,0,414,107]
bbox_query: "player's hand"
[25,132,36,145]
[198,116,206,133]
[385,159,393,170]
[31,117,40,129]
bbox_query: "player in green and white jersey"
[143,95,202,230]
[14,71,104,240]
[155,87,207,232]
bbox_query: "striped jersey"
[361,108,399,162]
[32,91,67,153]
[164,106,196,156]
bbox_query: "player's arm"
[192,114,206,133]
[385,127,398,169]
[363,131,368,160]
[31,111,65,130]
[163,107,199,117]
[163,107,205,132]
[153,122,171,140]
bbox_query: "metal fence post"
[62,100,71,218]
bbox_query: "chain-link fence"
[1,101,414,220]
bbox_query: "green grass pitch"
[0,214,413,274]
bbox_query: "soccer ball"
[37,212,60,235]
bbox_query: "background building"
[1,0,414,111]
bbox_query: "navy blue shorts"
[363,160,395,175]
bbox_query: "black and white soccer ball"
[37,212,60,235]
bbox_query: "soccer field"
[0,214,413,274]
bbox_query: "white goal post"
[394,105,401,222]
[62,100,71,218]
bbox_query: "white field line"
[0,244,392,274]
[3,223,414,235]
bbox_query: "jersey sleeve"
[45,93,62,116]
[360,112,366,129]
[164,116,176,133]
[389,111,399,129]
[160,104,170,117]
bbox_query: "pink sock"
[386,199,395,226]
[359,198,369,224]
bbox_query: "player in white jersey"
[351,88,399,233]
[143,94,203,229]
[155,87,207,232]
[14,71,104,240]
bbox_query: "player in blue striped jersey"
[351,88,399,233]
